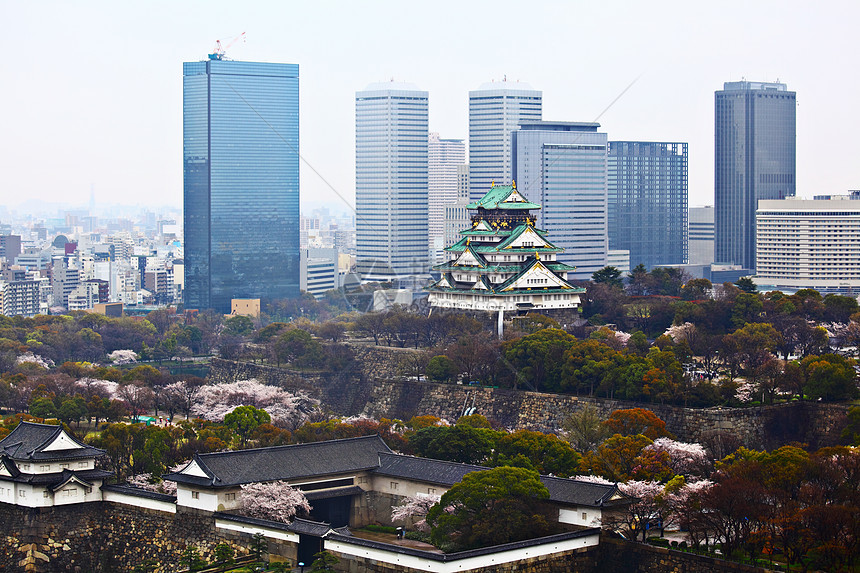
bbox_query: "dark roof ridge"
[378,451,487,473]
[197,434,391,459]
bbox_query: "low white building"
[0,422,112,507]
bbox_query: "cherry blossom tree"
[617,480,664,541]
[191,379,318,428]
[240,481,311,523]
[646,438,709,476]
[107,349,138,365]
[391,493,441,532]
[16,352,54,369]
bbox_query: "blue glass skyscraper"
[183,59,300,312]
[608,142,688,269]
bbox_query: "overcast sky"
[1,0,857,216]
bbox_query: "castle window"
[225,493,236,501]
[390,482,399,490]
[191,491,200,499]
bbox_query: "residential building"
[469,81,542,202]
[512,122,609,279]
[355,82,429,282]
[0,235,22,262]
[608,142,688,269]
[183,59,300,312]
[1,279,43,317]
[753,196,860,294]
[429,182,584,335]
[715,80,796,271]
[689,206,715,266]
[428,133,466,264]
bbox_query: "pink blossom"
[240,481,311,523]
[107,349,138,365]
[191,379,319,428]
[646,438,709,476]
[572,475,614,485]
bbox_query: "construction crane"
[208,32,246,61]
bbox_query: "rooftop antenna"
[209,32,246,61]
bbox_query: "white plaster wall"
[558,506,602,527]
[176,485,219,512]
[103,490,176,514]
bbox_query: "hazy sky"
[1,0,858,216]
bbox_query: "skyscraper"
[469,81,542,201]
[512,122,608,280]
[714,80,796,271]
[183,59,300,312]
[428,133,466,264]
[355,82,429,282]
[608,142,688,269]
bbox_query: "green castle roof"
[465,183,541,210]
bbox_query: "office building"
[754,196,860,295]
[469,81,542,202]
[715,80,796,271]
[183,59,300,313]
[512,122,609,280]
[444,165,471,252]
[355,82,429,282]
[428,133,466,264]
[608,142,688,269]
[689,206,715,266]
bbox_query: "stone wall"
[209,358,851,450]
[0,503,264,572]
[597,537,775,573]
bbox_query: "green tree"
[502,328,576,392]
[681,278,712,301]
[800,354,858,401]
[592,266,624,290]
[29,396,57,419]
[563,404,608,453]
[491,430,581,476]
[180,546,206,572]
[224,405,272,447]
[213,542,235,564]
[224,315,255,337]
[426,355,457,382]
[249,532,268,561]
[274,329,324,368]
[309,550,339,572]
[734,276,758,293]
[426,467,558,551]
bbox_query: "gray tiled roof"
[375,453,628,509]
[0,421,104,461]
[102,484,177,503]
[0,466,112,486]
[164,435,392,488]
[375,452,488,486]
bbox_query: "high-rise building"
[183,59,300,313]
[512,122,609,280]
[355,82,429,282]
[428,133,466,264]
[469,81,542,202]
[444,165,471,252]
[608,142,688,269]
[715,80,796,271]
[688,206,715,266]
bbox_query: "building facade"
[183,59,300,313]
[512,122,608,280]
[428,134,466,264]
[355,83,429,282]
[715,81,796,271]
[608,142,688,270]
[754,196,860,294]
[469,81,542,202]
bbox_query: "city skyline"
[2,1,858,216]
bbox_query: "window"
[78,462,87,469]
[428,488,436,495]
[60,463,69,470]
[225,493,236,501]
[191,491,200,499]
[19,490,26,498]
[43,491,49,498]
[390,482,399,490]
[40,465,50,472]
[582,512,588,521]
